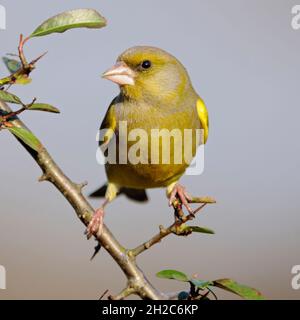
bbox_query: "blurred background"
[0,0,299,299]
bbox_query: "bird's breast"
[105,101,201,189]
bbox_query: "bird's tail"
[89,184,148,202]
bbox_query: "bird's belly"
[104,127,199,188]
[105,162,188,189]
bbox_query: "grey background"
[0,0,299,299]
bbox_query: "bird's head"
[102,46,192,103]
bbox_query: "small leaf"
[2,57,21,73]
[8,127,41,151]
[174,223,192,235]
[213,279,264,300]
[190,279,213,289]
[30,9,107,38]
[0,90,22,104]
[189,226,215,235]
[178,291,189,300]
[28,103,60,114]
[190,196,216,204]
[177,225,215,236]
[156,269,189,282]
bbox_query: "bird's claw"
[169,183,193,214]
[86,207,105,239]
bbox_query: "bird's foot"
[86,207,105,239]
[168,183,193,214]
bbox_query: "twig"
[18,34,30,67]
[131,198,215,257]
[0,35,46,87]
[1,97,36,122]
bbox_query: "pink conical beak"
[102,61,135,86]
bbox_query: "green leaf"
[2,57,21,73]
[0,90,22,104]
[190,279,213,289]
[213,279,265,300]
[177,225,215,236]
[30,8,107,38]
[8,127,41,152]
[28,103,60,114]
[189,226,215,235]
[156,269,189,282]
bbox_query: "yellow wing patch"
[196,98,209,144]
[99,104,116,150]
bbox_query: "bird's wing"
[99,100,117,151]
[196,97,209,144]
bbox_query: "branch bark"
[0,99,165,300]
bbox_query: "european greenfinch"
[87,46,209,237]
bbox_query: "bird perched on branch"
[87,46,209,238]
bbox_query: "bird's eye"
[141,60,151,69]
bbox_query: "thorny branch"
[0,98,167,300]
[1,98,215,299]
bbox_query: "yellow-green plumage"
[98,46,209,201]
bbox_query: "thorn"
[30,51,48,65]
[84,228,92,240]
[27,97,37,109]
[144,242,150,249]
[5,84,12,91]
[90,243,101,260]
[192,203,207,215]
[38,174,48,182]
[99,289,109,300]
[159,225,167,235]
[189,212,196,219]
[77,181,88,192]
